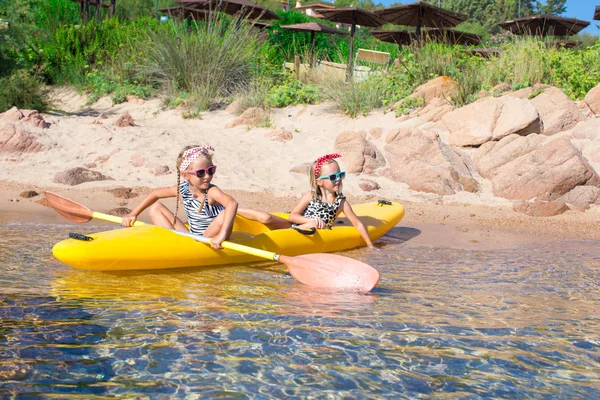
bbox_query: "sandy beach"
[1,89,600,250]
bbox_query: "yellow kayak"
[52,200,404,271]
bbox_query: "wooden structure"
[71,0,116,21]
[318,8,386,80]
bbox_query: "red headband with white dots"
[314,153,341,177]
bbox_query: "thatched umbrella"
[280,22,348,67]
[372,27,480,49]
[374,1,468,42]
[497,14,590,36]
[595,6,600,21]
[158,5,210,21]
[176,0,280,20]
[318,8,387,80]
[370,29,412,49]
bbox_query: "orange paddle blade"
[280,253,380,292]
[44,191,94,223]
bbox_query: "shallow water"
[1,222,599,398]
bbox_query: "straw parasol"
[176,0,280,21]
[497,14,590,37]
[372,27,480,49]
[158,6,210,21]
[280,22,348,67]
[318,8,387,80]
[370,29,412,49]
[375,1,468,42]
[595,6,600,21]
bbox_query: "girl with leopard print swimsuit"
[237,153,375,249]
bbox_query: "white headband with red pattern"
[179,145,214,172]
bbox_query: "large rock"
[113,112,136,127]
[409,76,457,104]
[266,128,293,142]
[0,123,46,153]
[226,107,267,128]
[384,127,479,195]
[584,82,600,115]
[334,130,385,174]
[475,134,546,178]
[530,87,585,136]
[571,118,600,140]
[557,186,600,211]
[483,137,600,200]
[442,96,541,147]
[410,97,454,123]
[513,200,568,217]
[358,179,380,192]
[54,167,114,186]
[1,106,23,121]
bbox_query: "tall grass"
[138,16,260,112]
[320,76,383,118]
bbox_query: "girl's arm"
[341,199,375,249]
[122,185,178,227]
[289,192,325,228]
[206,186,238,249]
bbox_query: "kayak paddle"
[43,191,380,291]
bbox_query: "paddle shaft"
[92,211,281,261]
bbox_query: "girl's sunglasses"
[184,165,217,178]
[317,171,346,182]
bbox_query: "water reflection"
[1,223,599,397]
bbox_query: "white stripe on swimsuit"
[179,181,224,235]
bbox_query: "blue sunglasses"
[317,171,346,182]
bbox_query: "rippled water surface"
[1,222,599,398]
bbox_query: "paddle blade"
[280,253,380,292]
[44,191,94,223]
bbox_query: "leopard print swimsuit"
[301,194,346,228]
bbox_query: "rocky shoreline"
[1,79,600,222]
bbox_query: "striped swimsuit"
[179,181,224,235]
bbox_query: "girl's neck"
[319,189,337,203]
[189,183,208,196]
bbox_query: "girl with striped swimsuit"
[122,145,238,250]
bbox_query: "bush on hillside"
[0,70,48,112]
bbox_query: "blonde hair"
[309,159,342,200]
[173,145,214,226]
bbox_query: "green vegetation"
[0,0,598,117]
[395,97,425,117]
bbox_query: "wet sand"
[2,180,600,251]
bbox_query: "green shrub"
[236,79,272,113]
[320,77,383,118]
[137,16,260,111]
[0,70,48,112]
[266,75,320,108]
[83,70,154,104]
[395,96,424,117]
[547,42,600,99]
